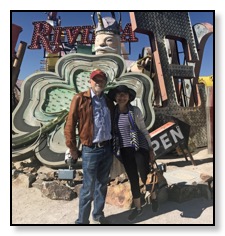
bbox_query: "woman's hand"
[149,148,155,164]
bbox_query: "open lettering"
[151,125,184,157]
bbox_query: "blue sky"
[12,11,214,81]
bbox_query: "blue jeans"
[75,143,113,224]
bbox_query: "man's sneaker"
[93,216,111,224]
[128,208,143,222]
[151,198,159,212]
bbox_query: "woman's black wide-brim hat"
[107,85,136,102]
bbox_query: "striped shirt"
[117,113,149,150]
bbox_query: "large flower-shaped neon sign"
[12,53,155,168]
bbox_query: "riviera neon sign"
[28,21,138,54]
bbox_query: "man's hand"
[70,149,79,161]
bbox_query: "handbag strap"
[149,171,158,194]
[150,160,159,172]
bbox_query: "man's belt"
[92,140,111,148]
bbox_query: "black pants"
[120,147,150,199]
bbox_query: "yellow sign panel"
[47,53,59,71]
[198,75,213,86]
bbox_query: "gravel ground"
[12,147,214,225]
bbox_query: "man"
[64,69,114,224]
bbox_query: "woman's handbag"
[145,161,168,204]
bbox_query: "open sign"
[150,121,196,165]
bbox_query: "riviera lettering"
[28,21,138,54]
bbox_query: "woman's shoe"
[128,207,143,221]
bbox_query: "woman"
[108,85,158,222]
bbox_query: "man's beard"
[93,85,104,95]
